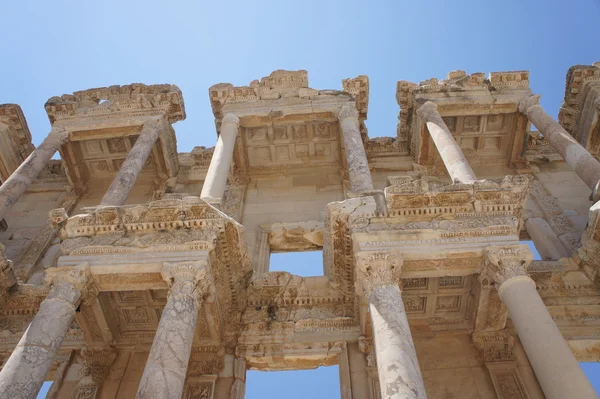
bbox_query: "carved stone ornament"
[162,261,214,304]
[354,251,403,296]
[71,346,117,399]
[472,330,516,362]
[44,263,93,305]
[484,245,534,287]
[518,94,541,114]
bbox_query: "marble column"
[339,104,374,193]
[485,245,598,399]
[416,101,477,184]
[100,118,162,206]
[355,251,426,399]
[520,95,600,199]
[200,113,239,203]
[0,126,68,221]
[71,346,117,399]
[136,261,213,399]
[0,264,92,399]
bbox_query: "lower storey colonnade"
[0,247,598,399]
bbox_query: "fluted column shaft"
[100,119,162,206]
[200,113,239,203]
[339,104,374,193]
[486,245,598,399]
[520,95,600,196]
[0,264,91,399]
[417,102,477,184]
[355,251,426,399]
[0,127,68,221]
[136,262,212,399]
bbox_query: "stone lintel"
[45,83,186,125]
[57,251,211,291]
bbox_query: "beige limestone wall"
[72,176,155,214]
[0,190,67,261]
[535,167,592,226]
[115,351,149,399]
[415,334,495,399]
[414,334,543,399]
[241,169,344,269]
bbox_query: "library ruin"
[0,64,599,398]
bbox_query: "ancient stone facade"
[0,66,600,398]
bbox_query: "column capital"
[484,245,534,288]
[416,100,439,120]
[354,250,403,296]
[338,103,359,121]
[44,263,94,305]
[79,346,117,381]
[518,94,541,114]
[71,346,117,399]
[162,261,214,302]
[48,126,69,145]
[222,113,240,125]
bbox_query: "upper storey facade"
[0,65,600,399]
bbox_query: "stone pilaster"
[0,264,92,399]
[472,331,529,399]
[230,358,246,399]
[136,261,213,399]
[355,251,426,399]
[416,101,477,184]
[339,104,374,193]
[0,126,68,221]
[485,245,598,399]
[100,118,163,206]
[520,95,600,200]
[201,113,239,205]
[71,346,117,399]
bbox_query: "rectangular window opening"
[246,366,341,399]
[269,250,324,277]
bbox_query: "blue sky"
[3,0,596,397]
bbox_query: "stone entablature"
[52,197,251,348]
[209,70,359,122]
[43,84,184,195]
[559,62,600,151]
[0,104,34,182]
[45,83,185,124]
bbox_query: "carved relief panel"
[183,375,216,399]
[400,275,474,331]
[244,121,341,170]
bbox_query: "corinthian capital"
[484,245,534,287]
[518,94,541,114]
[44,263,94,304]
[338,104,359,121]
[354,251,403,296]
[416,101,440,121]
[162,261,214,303]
